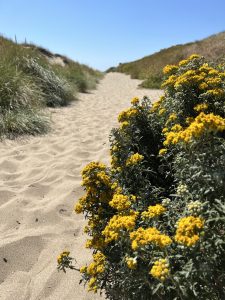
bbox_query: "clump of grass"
[23,57,75,107]
[140,73,163,89]
[0,59,49,138]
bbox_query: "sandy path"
[0,73,162,300]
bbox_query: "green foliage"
[140,74,163,89]
[70,55,225,299]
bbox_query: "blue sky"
[0,0,224,70]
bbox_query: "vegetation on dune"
[59,55,225,299]
[111,31,225,89]
[0,36,102,139]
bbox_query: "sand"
[0,73,163,300]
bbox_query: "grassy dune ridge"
[110,31,225,88]
[0,36,102,138]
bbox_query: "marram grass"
[0,35,102,138]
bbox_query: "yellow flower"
[171,124,182,132]
[175,216,204,247]
[102,211,138,243]
[80,266,87,273]
[88,277,98,292]
[57,251,70,264]
[199,82,208,90]
[121,121,129,129]
[130,227,172,250]
[163,65,178,75]
[109,194,132,211]
[206,89,224,97]
[159,108,166,115]
[164,112,225,145]
[82,161,106,177]
[159,148,167,156]
[167,113,177,122]
[131,96,139,105]
[74,202,83,214]
[194,103,208,112]
[126,153,144,166]
[118,108,138,122]
[87,252,106,276]
[150,258,170,281]
[189,54,200,60]
[162,127,169,133]
[141,204,166,219]
[161,75,177,88]
[125,257,137,269]
[178,59,189,67]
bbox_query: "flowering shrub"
[60,55,225,299]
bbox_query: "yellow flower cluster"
[194,103,208,112]
[131,96,139,105]
[159,148,167,156]
[96,171,111,186]
[85,236,106,250]
[161,75,177,88]
[206,88,224,97]
[141,204,166,219]
[150,258,170,281]
[159,108,166,115]
[74,201,83,214]
[86,252,106,276]
[171,124,182,132]
[118,108,138,122]
[57,251,70,264]
[163,64,178,75]
[130,227,172,250]
[84,252,106,292]
[125,256,137,269]
[81,161,112,188]
[88,276,98,293]
[150,96,165,112]
[109,194,133,211]
[82,161,106,177]
[175,216,204,246]
[162,55,225,95]
[126,153,144,166]
[166,113,177,123]
[102,211,138,243]
[177,54,200,67]
[75,161,115,215]
[164,112,225,145]
[120,121,129,130]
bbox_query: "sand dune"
[0,73,163,300]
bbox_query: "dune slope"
[0,73,162,300]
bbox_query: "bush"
[60,55,225,299]
[140,74,163,89]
